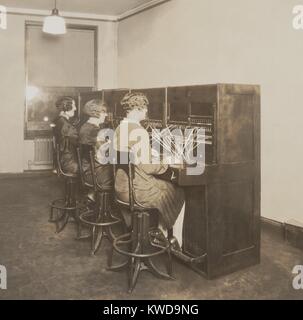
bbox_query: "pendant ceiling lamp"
[43,0,66,35]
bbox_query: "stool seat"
[60,171,78,179]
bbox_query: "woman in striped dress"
[113,92,185,239]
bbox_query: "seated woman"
[52,96,79,175]
[113,92,185,246]
[78,100,114,190]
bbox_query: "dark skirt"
[83,162,114,190]
[60,152,78,175]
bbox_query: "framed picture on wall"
[24,86,93,139]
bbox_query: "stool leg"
[166,245,173,278]
[64,178,69,205]
[104,193,115,242]
[55,210,69,233]
[49,205,55,222]
[69,179,83,238]
[73,189,84,239]
[55,180,69,233]
[55,179,73,234]
[75,208,86,240]
[75,199,94,241]
[127,213,143,293]
[91,192,105,255]
[69,179,77,218]
[128,257,141,293]
[144,257,173,280]
[107,244,114,268]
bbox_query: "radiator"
[33,138,53,165]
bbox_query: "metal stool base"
[108,212,174,293]
[79,206,121,256]
[49,198,87,236]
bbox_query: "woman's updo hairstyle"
[120,92,149,114]
[56,96,75,112]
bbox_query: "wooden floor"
[0,174,302,300]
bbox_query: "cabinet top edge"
[88,84,261,93]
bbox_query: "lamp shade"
[43,8,66,35]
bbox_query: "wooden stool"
[108,152,174,293]
[77,145,122,255]
[49,141,86,237]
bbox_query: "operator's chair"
[49,137,85,237]
[76,144,122,255]
[108,151,174,293]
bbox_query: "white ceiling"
[1,0,155,16]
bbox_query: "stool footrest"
[50,198,86,211]
[49,198,86,234]
[112,230,170,259]
[79,210,121,227]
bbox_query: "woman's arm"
[138,148,169,175]
[139,162,168,175]
[62,122,78,145]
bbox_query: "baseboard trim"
[261,217,303,250]
[0,170,53,179]
[261,217,285,239]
